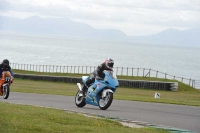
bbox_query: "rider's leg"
[86,78,95,87]
[81,78,95,95]
[0,81,3,95]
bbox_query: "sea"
[0,31,200,82]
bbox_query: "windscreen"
[104,70,117,79]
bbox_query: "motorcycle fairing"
[82,76,90,84]
[85,86,100,106]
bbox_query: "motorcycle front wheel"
[99,92,113,110]
[75,91,86,107]
[3,84,10,99]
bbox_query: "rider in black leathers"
[82,58,114,94]
[0,59,14,78]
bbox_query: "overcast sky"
[0,0,200,36]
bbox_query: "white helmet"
[104,58,114,70]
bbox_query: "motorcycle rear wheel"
[99,92,113,110]
[75,91,86,107]
[3,84,10,99]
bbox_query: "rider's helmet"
[2,59,9,67]
[104,58,114,70]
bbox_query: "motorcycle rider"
[0,59,14,79]
[81,58,114,95]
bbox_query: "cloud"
[0,0,200,35]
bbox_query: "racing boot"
[80,84,88,97]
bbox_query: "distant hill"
[0,16,128,40]
[0,16,199,45]
[129,28,200,46]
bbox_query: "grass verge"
[13,69,196,91]
[0,102,169,133]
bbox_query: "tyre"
[3,84,10,99]
[99,92,113,110]
[75,91,86,107]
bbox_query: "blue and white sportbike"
[75,70,119,110]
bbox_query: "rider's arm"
[96,64,104,76]
[0,65,3,79]
[10,69,14,77]
[8,66,14,77]
[96,64,105,79]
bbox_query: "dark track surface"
[1,92,200,132]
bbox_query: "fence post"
[149,69,151,77]
[165,73,167,79]
[127,67,128,76]
[74,66,76,73]
[143,68,145,77]
[189,79,191,86]
[121,67,123,76]
[78,66,79,74]
[156,71,158,78]
[137,68,139,76]
[60,66,62,73]
[132,68,133,76]
[70,66,72,73]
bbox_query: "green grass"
[0,102,169,133]
[11,69,200,106]
[11,78,200,106]
[13,69,195,91]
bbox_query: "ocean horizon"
[0,31,200,81]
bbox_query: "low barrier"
[14,74,178,91]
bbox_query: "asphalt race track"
[1,92,200,132]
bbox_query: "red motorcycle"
[0,71,13,99]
